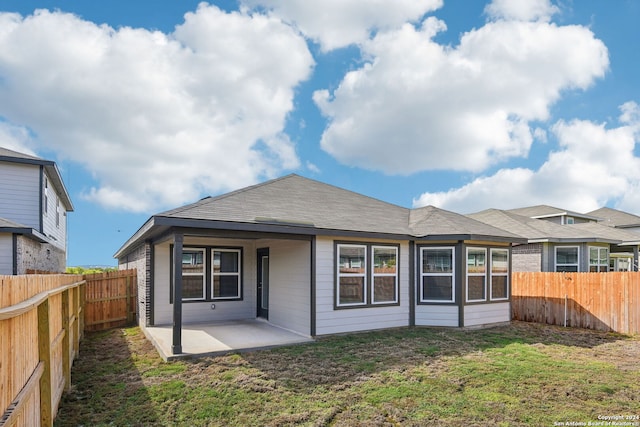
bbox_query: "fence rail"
[1,269,137,427]
[512,271,640,335]
[0,274,84,427]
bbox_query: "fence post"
[62,289,71,392]
[79,281,86,339]
[38,298,53,427]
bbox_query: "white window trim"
[371,245,398,305]
[555,246,580,272]
[420,246,455,303]
[182,248,206,301]
[466,247,487,303]
[212,248,242,300]
[336,244,367,307]
[588,246,609,272]
[490,248,509,301]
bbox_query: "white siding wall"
[415,305,459,327]
[41,171,67,251]
[315,236,410,336]
[463,302,510,327]
[0,234,13,275]
[153,239,256,325]
[0,163,40,229]
[259,239,311,336]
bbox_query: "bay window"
[490,248,509,300]
[466,248,486,302]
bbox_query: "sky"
[0,0,639,266]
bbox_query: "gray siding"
[463,302,510,327]
[415,305,459,327]
[42,170,68,251]
[314,236,410,336]
[0,234,12,275]
[259,239,311,336]
[0,162,40,229]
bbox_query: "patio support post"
[172,233,183,354]
[634,246,639,272]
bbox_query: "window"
[43,177,48,215]
[490,249,509,300]
[336,243,399,307]
[372,246,398,304]
[171,246,243,303]
[213,249,241,299]
[337,244,366,306]
[182,249,205,300]
[566,217,575,224]
[420,247,454,303]
[466,248,486,302]
[589,247,608,272]
[56,197,60,228]
[555,246,579,272]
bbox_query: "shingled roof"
[115,174,523,257]
[588,207,640,228]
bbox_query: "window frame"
[466,247,487,303]
[335,242,400,309]
[336,243,368,307]
[588,246,609,272]
[170,245,244,303]
[555,246,580,272]
[371,245,399,305]
[489,248,509,301]
[419,246,455,304]
[212,248,242,300]
[180,248,206,301]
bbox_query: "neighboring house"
[588,207,640,234]
[0,147,74,274]
[115,174,524,354]
[506,205,600,225]
[469,208,640,273]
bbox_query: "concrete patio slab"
[143,319,314,360]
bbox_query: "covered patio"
[143,319,314,361]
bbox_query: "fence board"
[512,272,640,334]
[84,270,137,332]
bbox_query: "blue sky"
[0,0,639,266]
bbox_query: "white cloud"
[0,121,37,155]
[313,7,608,175]
[241,0,443,51]
[484,0,559,22]
[413,102,640,214]
[0,6,313,212]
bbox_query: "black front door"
[257,248,269,319]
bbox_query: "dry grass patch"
[55,322,639,426]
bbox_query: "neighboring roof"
[409,206,522,241]
[587,207,640,228]
[468,209,629,244]
[0,147,74,211]
[506,205,598,221]
[115,175,523,258]
[569,222,640,246]
[0,216,48,242]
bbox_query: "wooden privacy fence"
[512,272,640,335]
[0,274,84,427]
[84,270,137,332]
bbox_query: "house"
[115,174,524,355]
[468,208,640,272]
[0,147,74,274]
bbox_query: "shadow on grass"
[238,320,631,392]
[54,328,161,426]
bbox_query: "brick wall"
[16,236,66,274]
[118,243,150,326]
[512,243,543,272]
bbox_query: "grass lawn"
[55,322,639,426]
